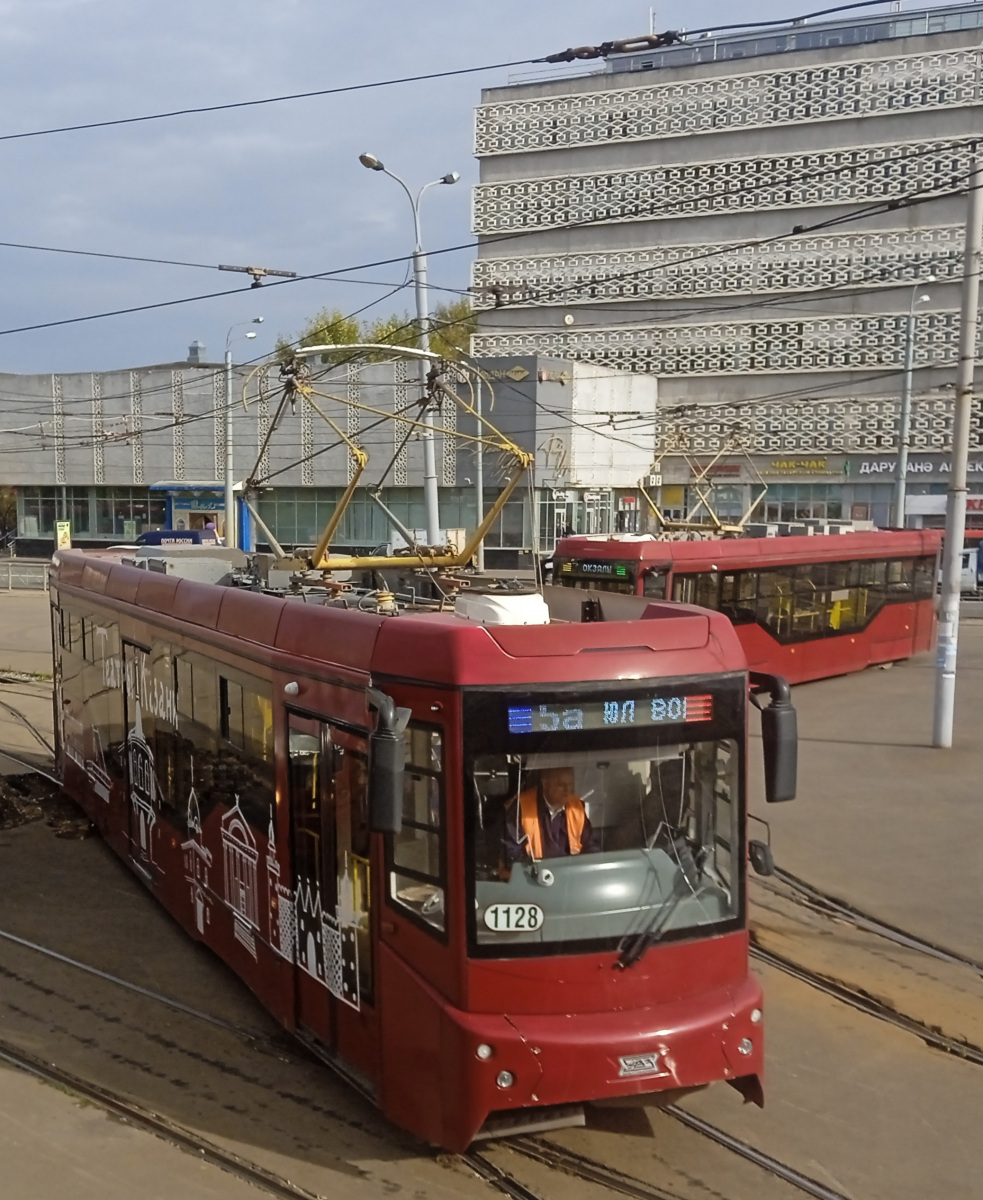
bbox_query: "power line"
[0,138,973,344]
[0,60,534,145]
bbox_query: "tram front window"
[465,685,743,955]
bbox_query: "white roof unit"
[454,592,551,626]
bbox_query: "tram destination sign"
[507,693,713,735]
[560,559,632,579]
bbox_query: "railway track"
[2,743,978,1199]
[760,866,983,975]
[750,942,983,1066]
[0,1035,327,1200]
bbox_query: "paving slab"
[751,621,983,960]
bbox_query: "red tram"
[552,530,941,685]
[50,548,796,1150]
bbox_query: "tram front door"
[287,711,376,1079]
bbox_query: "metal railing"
[0,559,49,591]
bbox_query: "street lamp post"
[359,153,459,547]
[893,280,935,527]
[225,318,263,548]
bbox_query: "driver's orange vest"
[519,787,586,858]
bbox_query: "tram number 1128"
[483,903,545,932]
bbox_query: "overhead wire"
[0,59,536,144]
[0,138,975,342]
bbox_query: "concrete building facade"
[471,2,983,528]
[1,355,657,564]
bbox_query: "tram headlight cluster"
[737,1038,754,1056]
[475,1043,494,1060]
[496,1070,515,1089]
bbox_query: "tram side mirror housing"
[750,672,797,804]
[367,689,412,834]
[748,839,775,876]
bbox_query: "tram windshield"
[464,681,743,957]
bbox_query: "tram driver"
[502,766,600,866]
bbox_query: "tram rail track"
[760,866,983,975]
[750,942,983,1066]
[662,1108,851,1200]
[0,1034,327,1200]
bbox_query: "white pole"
[893,299,917,527]
[411,239,441,546]
[475,376,485,572]
[933,153,983,748]
[224,349,236,549]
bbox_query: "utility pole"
[933,152,983,748]
[475,375,485,572]
[225,318,263,549]
[893,281,934,527]
[358,154,459,547]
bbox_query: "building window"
[755,484,843,523]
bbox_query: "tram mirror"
[369,728,405,834]
[761,699,797,804]
[750,672,797,804]
[367,689,410,834]
[748,839,775,876]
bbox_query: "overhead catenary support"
[933,152,983,748]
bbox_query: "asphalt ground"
[0,590,980,1198]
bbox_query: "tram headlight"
[476,1043,494,1060]
[496,1070,515,1089]
[738,1038,753,1056]
[750,1008,762,1024]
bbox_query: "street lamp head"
[359,152,385,171]
[926,274,938,284]
[252,316,264,324]
[245,332,257,339]
[917,293,931,304]
[440,171,460,185]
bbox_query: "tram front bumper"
[466,972,764,1114]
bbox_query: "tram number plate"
[483,903,545,933]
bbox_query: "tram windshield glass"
[464,678,743,957]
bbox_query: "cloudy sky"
[0,1,946,373]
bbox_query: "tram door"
[288,712,374,1068]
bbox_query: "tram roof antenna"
[218,263,298,288]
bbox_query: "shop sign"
[483,365,530,382]
[690,463,742,478]
[968,497,983,512]
[54,521,71,550]
[764,458,835,476]
[853,457,983,476]
[537,369,572,384]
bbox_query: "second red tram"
[552,530,941,685]
[50,549,795,1151]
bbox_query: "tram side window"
[151,644,180,819]
[221,678,245,748]
[642,568,668,599]
[913,555,935,598]
[218,672,275,828]
[389,723,445,934]
[176,657,194,721]
[719,571,757,624]
[672,572,721,610]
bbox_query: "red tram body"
[553,530,941,685]
[50,548,791,1150]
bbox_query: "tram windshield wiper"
[617,840,705,969]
